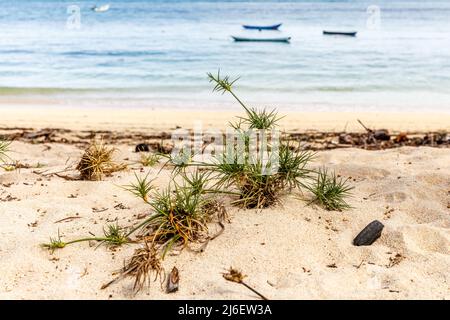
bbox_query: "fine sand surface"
[0,139,449,299]
[1,105,450,133]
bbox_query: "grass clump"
[42,223,129,252]
[123,171,154,203]
[208,71,283,130]
[0,138,11,164]
[139,152,160,167]
[205,71,313,208]
[307,169,353,211]
[76,140,125,180]
[141,181,210,257]
[126,168,221,258]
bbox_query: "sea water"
[0,0,449,112]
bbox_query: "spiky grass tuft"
[278,143,315,189]
[203,71,315,208]
[76,140,125,180]
[126,169,218,258]
[42,223,129,252]
[143,183,209,257]
[0,138,11,164]
[102,223,129,246]
[139,152,160,167]
[307,169,353,211]
[41,230,66,252]
[123,171,155,202]
[213,156,281,208]
[208,71,282,130]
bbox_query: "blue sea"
[1,0,450,112]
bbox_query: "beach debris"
[3,126,449,152]
[166,266,179,293]
[76,140,126,180]
[387,253,405,268]
[24,129,55,140]
[114,203,129,210]
[135,143,150,152]
[373,129,390,141]
[326,263,337,268]
[353,220,384,246]
[54,216,82,224]
[101,241,164,293]
[339,133,353,144]
[383,206,395,220]
[357,119,390,142]
[222,267,268,300]
[394,132,408,143]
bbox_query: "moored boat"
[92,4,110,12]
[232,36,291,43]
[242,23,282,31]
[323,30,357,36]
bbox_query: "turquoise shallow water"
[1,0,450,112]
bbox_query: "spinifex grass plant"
[42,223,129,252]
[139,152,161,167]
[76,140,126,180]
[0,138,11,164]
[307,168,353,211]
[139,181,210,257]
[124,168,221,258]
[208,71,283,130]
[203,71,314,208]
[122,171,155,203]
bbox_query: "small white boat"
[92,4,110,12]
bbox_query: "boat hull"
[232,36,291,43]
[323,31,357,36]
[242,23,282,30]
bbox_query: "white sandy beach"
[1,105,450,133]
[0,108,449,300]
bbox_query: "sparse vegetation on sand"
[101,240,164,293]
[40,72,353,294]
[139,152,161,167]
[122,171,155,203]
[307,168,353,211]
[0,138,11,164]
[127,169,222,258]
[42,223,129,252]
[76,140,126,180]
[198,71,315,208]
[223,267,268,300]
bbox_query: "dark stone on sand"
[373,129,390,141]
[135,143,150,152]
[353,220,384,246]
